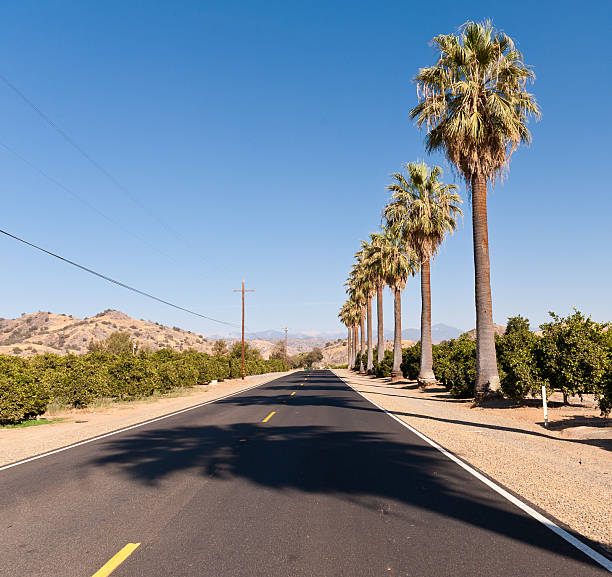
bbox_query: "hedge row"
[0,349,287,425]
[361,311,612,415]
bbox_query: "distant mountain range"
[242,323,463,344]
[209,329,349,341]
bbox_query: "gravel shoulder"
[0,370,296,468]
[334,369,612,555]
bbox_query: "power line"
[0,227,239,328]
[0,73,186,242]
[0,139,179,264]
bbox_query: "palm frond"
[411,20,540,187]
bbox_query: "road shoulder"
[333,369,612,557]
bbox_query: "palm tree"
[345,281,360,371]
[338,302,352,367]
[371,225,418,381]
[355,241,379,373]
[342,299,360,370]
[410,21,540,399]
[384,162,462,386]
[347,261,372,373]
[362,234,387,367]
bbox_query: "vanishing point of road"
[1,370,609,576]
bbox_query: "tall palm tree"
[338,302,352,367]
[363,233,387,367]
[346,272,367,372]
[410,21,540,399]
[342,299,360,370]
[384,162,462,386]
[355,241,378,373]
[372,225,418,381]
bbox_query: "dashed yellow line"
[290,391,296,396]
[262,411,276,423]
[92,543,140,577]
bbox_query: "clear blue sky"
[0,1,610,336]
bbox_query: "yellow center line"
[92,543,140,577]
[262,411,276,423]
[290,391,296,396]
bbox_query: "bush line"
[0,347,287,425]
[355,311,612,416]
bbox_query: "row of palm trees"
[339,21,540,400]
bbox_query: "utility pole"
[281,327,289,364]
[233,280,255,379]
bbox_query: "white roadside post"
[542,385,548,428]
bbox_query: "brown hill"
[0,309,416,363]
[0,310,214,357]
[0,310,315,359]
[463,323,507,340]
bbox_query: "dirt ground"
[334,369,611,556]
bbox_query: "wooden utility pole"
[233,280,255,379]
[281,327,289,364]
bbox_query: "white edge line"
[333,371,612,573]
[0,372,292,473]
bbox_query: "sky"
[0,0,610,337]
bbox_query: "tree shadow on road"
[89,373,610,573]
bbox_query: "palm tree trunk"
[377,284,384,366]
[391,287,402,382]
[346,327,351,367]
[472,173,501,399]
[359,308,365,372]
[352,325,357,370]
[366,295,373,372]
[418,257,436,386]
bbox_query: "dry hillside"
[464,323,507,340]
[0,310,323,360]
[0,310,214,357]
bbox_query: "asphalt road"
[1,370,608,576]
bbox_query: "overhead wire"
[0,227,240,328]
[0,75,258,332]
[0,73,188,244]
[0,139,179,265]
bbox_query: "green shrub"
[37,353,110,407]
[401,342,421,380]
[598,368,612,416]
[375,349,393,378]
[157,357,199,391]
[539,310,608,403]
[107,355,162,399]
[352,351,364,371]
[496,316,543,402]
[0,355,48,424]
[433,335,476,398]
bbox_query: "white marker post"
[542,385,548,428]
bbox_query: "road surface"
[1,370,608,576]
